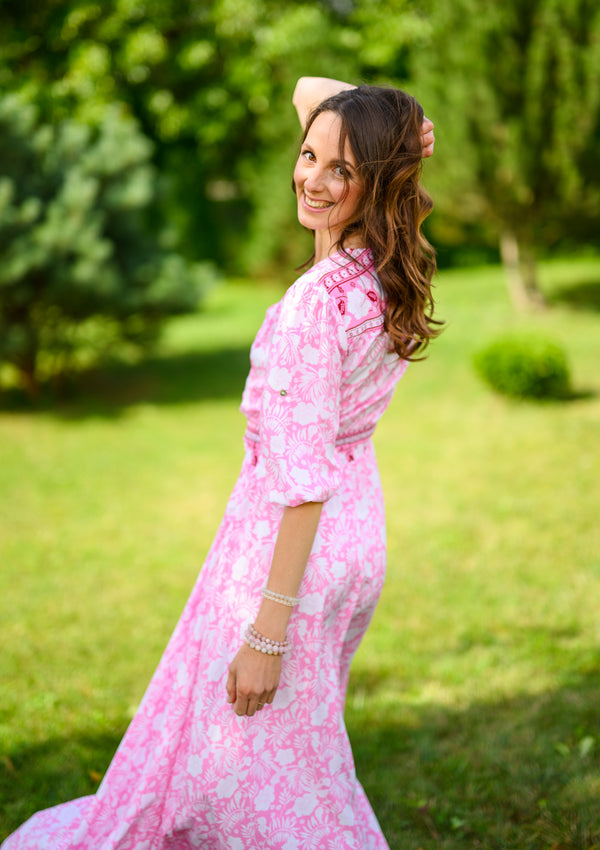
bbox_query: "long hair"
[302,86,442,359]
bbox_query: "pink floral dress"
[2,248,409,850]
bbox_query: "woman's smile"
[302,193,335,211]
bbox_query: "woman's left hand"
[226,644,282,716]
[421,117,435,158]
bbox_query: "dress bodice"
[240,248,409,506]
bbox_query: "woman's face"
[293,111,363,245]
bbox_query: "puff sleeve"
[259,276,348,507]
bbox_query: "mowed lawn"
[1,258,599,848]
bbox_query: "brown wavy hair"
[302,86,442,359]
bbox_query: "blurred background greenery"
[1,0,598,392]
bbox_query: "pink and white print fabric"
[242,247,409,506]
[2,249,408,850]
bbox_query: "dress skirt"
[2,436,390,850]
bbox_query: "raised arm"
[293,75,435,158]
[293,76,356,130]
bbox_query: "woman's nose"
[304,169,326,193]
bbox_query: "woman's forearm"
[254,501,323,640]
[293,76,436,158]
[293,76,356,129]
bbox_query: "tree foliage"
[0,0,424,273]
[0,0,598,330]
[414,0,600,305]
[0,92,212,394]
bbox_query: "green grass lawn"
[1,258,599,848]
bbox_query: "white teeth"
[304,195,333,209]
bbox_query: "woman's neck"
[313,230,364,265]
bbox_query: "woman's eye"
[334,165,346,177]
[301,150,315,162]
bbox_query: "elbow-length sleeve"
[259,277,348,507]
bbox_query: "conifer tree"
[0,94,212,394]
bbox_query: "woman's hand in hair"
[293,78,434,158]
[421,118,435,158]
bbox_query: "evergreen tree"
[0,93,213,395]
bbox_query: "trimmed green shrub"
[474,334,571,399]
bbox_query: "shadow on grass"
[347,667,600,849]
[0,728,122,840]
[0,345,252,419]
[498,387,598,404]
[2,671,598,849]
[548,278,600,312]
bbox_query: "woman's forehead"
[306,111,356,164]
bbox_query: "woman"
[2,77,439,850]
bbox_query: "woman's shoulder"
[293,248,381,304]
[295,248,376,287]
[293,248,385,336]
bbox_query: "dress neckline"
[312,247,370,270]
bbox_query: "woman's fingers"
[233,687,274,716]
[225,668,236,705]
[421,117,435,158]
[232,694,268,717]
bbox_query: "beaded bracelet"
[261,587,300,608]
[244,623,291,656]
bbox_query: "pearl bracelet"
[244,623,291,656]
[261,587,300,608]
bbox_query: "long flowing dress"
[2,247,409,850]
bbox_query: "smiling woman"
[293,110,364,261]
[295,81,440,361]
[2,77,439,850]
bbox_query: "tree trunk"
[499,231,546,310]
[14,329,40,400]
[520,244,547,308]
[18,363,39,400]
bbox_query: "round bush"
[474,334,571,399]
